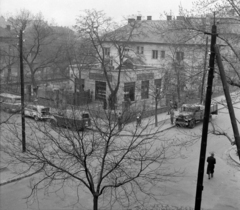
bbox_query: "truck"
[0,93,21,113]
[49,108,91,131]
[175,103,218,128]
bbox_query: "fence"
[1,83,237,123]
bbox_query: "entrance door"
[95,81,106,101]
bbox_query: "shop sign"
[89,73,112,82]
[137,73,154,80]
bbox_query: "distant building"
[0,16,19,82]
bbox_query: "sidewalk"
[229,146,240,165]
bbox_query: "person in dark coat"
[174,101,178,110]
[136,113,142,127]
[167,100,173,115]
[117,112,122,131]
[170,109,175,125]
[206,152,216,179]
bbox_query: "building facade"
[68,16,209,109]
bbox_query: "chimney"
[128,18,135,24]
[137,16,142,21]
[167,15,172,21]
[6,25,11,30]
[147,16,152,20]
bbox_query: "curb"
[229,146,240,165]
[0,171,39,187]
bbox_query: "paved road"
[152,104,240,210]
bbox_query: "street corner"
[229,146,240,165]
[0,165,38,186]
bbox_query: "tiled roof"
[105,19,207,46]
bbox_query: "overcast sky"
[0,0,194,27]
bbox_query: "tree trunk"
[177,68,181,103]
[31,73,37,89]
[155,97,158,127]
[108,92,117,110]
[6,67,11,84]
[93,195,98,210]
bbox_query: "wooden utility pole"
[215,45,240,161]
[194,20,217,210]
[200,36,209,104]
[19,29,26,152]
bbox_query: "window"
[141,80,149,99]
[95,81,106,101]
[154,79,162,89]
[137,46,144,54]
[124,82,135,101]
[154,79,162,95]
[152,50,158,59]
[161,50,165,58]
[103,47,110,56]
[176,51,184,61]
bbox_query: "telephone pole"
[19,29,26,152]
[194,16,217,210]
[200,36,209,104]
[215,45,240,161]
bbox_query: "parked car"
[0,93,21,113]
[49,109,91,131]
[24,104,52,121]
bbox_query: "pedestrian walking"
[167,100,173,115]
[170,108,175,125]
[136,113,142,127]
[206,152,216,179]
[117,112,122,131]
[174,101,178,110]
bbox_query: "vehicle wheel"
[34,115,39,121]
[189,120,196,128]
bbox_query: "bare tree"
[0,105,191,210]
[0,41,18,84]
[177,1,240,89]
[8,10,68,90]
[74,10,144,109]
[148,19,208,105]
